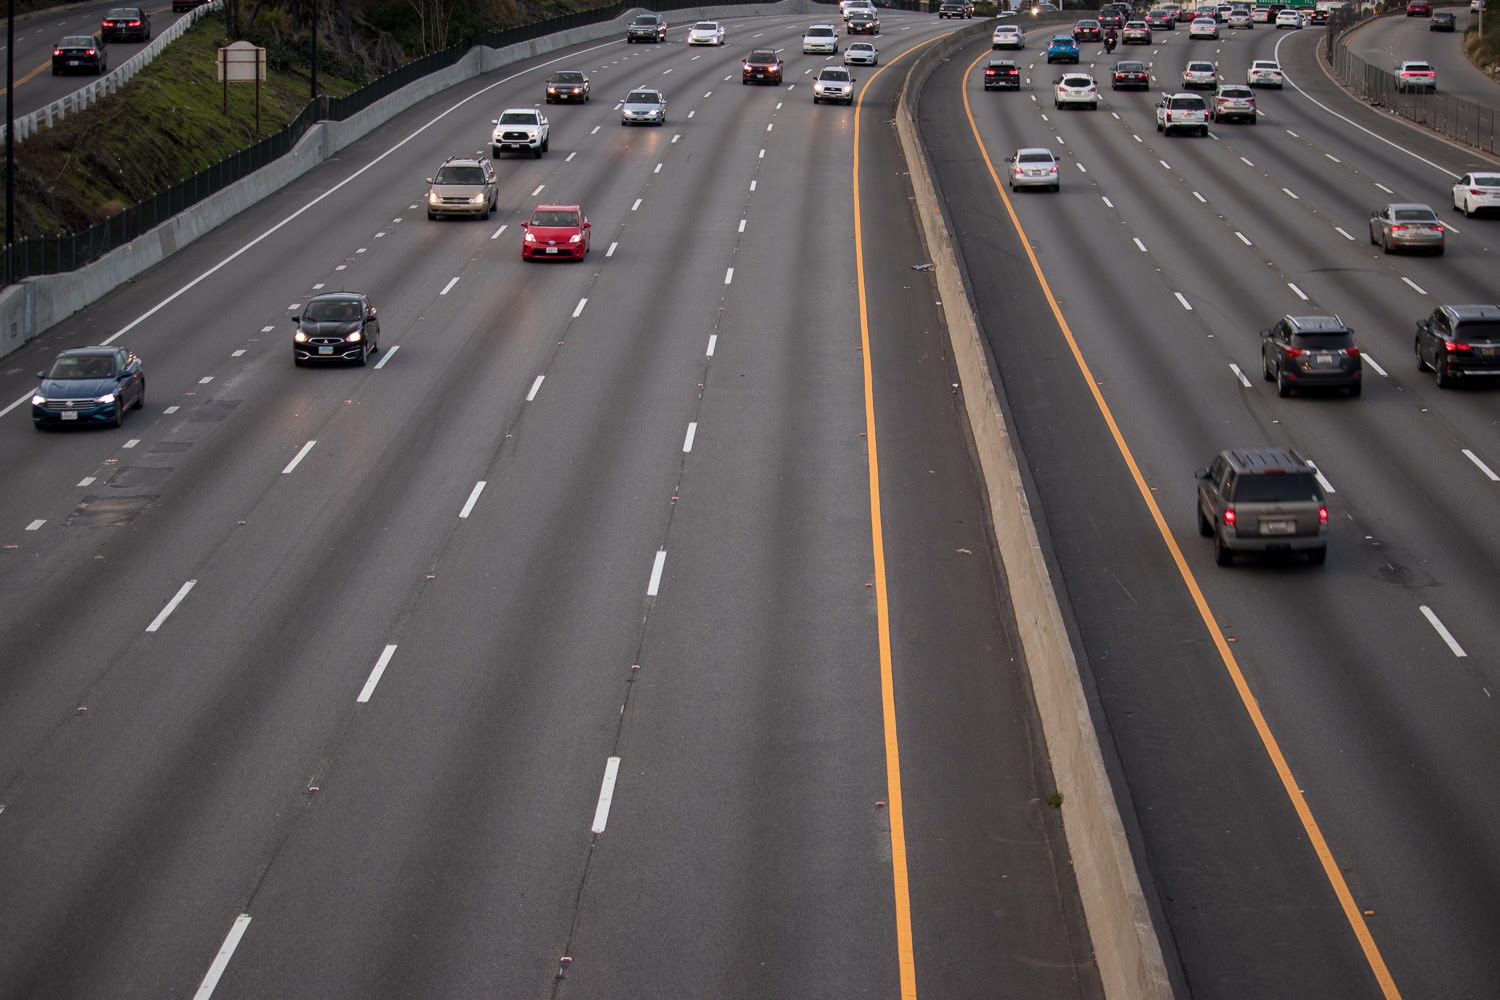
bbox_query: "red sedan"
[522,204,591,261]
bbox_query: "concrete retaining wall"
[892,20,1175,1000]
[0,1,815,359]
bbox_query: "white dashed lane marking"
[1462,449,1499,482]
[1420,605,1467,658]
[357,645,399,702]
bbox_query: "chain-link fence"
[5,0,924,286]
[1325,5,1498,154]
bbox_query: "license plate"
[68,60,81,65]
[318,346,333,355]
[61,410,79,421]
[546,247,559,254]
[1261,520,1295,535]
[1480,346,1496,356]
[1312,353,1335,367]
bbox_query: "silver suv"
[426,156,498,219]
[1196,448,1328,566]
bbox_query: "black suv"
[292,292,381,366]
[742,49,784,84]
[1261,315,1363,397]
[626,14,667,42]
[1196,448,1329,566]
[1415,304,1500,388]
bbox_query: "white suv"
[813,66,856,104]
[803,24,840,54]
[1055,73,1100,109]
[1156,92,1209,135]
[491,108,550,158]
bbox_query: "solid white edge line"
[683,422,697,452]
[1174,292,1193,311]
[706,334,717,356]
[1419,605,1467,658]
[1362,351,1387,377]
[459,480,487,519]
[374,344,399,369]
[1307,460,1336,495]
[146,580,197,633]
[440,277,460,295]
[282,440,317,474]
[573,298,588,318]
[646,549,666,597]
[1229,364,1252,388]
[357,645,399,703]
[0,38,628,422]
[526,375,545,401]
[591,756,622,833]
[1462,448,1500,482]
[191,914,252,1000]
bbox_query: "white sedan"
[687,21,725,45]
[1189,16,1220,37]
[1453,171,1500,217]
[803,24,840,54]
[992,24,1026,47]
[1275,9,1304,28]
[844,41,879,65]
[1247,59,1283,88]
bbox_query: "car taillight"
[1284,347,1304,357]
[54,48,63,55]
[128,19,141,25]
[1445,341,1472,353]
[1344,346,1361,357]
[1472,188,1486,195]
[1049,165,1058,173]
[1390,225,1406,232]
[86,48,96,55]
[986,69,996,75]
[1224,508,1236,525]
[1089,86,1097,92]
[1433,224,1444,232]
[1016,165,1025,175]
[1318,506,1328,526]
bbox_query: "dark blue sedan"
[32,347,144,428]
[1046,35,1081,63]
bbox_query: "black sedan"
[1429,10,1457,29]
[1111,60,1150,90]
[545,70,590,103]
[32,347,144,428]
[292,292,381,365]
[100,7,150,43]
[52,35,107,75]
[984,59,1021,90]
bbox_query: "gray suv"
[1261,315,1363,397]
[425,156,498,219]
[1196,448,1328,565]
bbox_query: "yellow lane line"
[0,58,53,96]
[853,30,951,1000]
[957,47,1403,1000]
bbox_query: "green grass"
[5,16,359,239]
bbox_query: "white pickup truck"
[490,108,550,159]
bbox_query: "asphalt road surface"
[923,15,1499,1000]
[0,11,1104,1000]
[3,1,191,121]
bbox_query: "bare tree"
[407,0,456,53]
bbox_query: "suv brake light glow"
[1445,342,1472,352]
[1318,506,1328,526]
[1223,508,1236,525]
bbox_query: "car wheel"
[112,403,125,428]
[1214,531,1233,566]
[1262,352,1275,381]
[542,136,550,152]
[1307,546,1327,566]
[356,342,369,367]
[1200,125,1209,136]
[1198,503,1213,537]
[1435,357,1454,388]
[1416,337,1431,371]
[428,211,437,220]
[52,66,60,75]
[1381,235,1392,254]
[1277,366,1292,397]
[1369,226,1379,245]
[133,381,145,409]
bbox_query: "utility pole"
[309,0,318,102]
[5,0,15,284]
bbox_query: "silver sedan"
[620,87,667,125]
[1006,147,1062,192]
[1369,203,1445,255]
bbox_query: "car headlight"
[524,231,536,242]
[568,233,583,243]
[346,331,363,343]
[294,330,308,343]
[31,394,46,406]
[470,193,487,204]
[428,191,441,204]
[548,86,557,92]
[96,393,116,404]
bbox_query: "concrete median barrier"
[892,20,1176,1000]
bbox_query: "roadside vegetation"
[2,0,608,239]
[1463,8,1500,82]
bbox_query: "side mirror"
[1004,156,1014,162]
[36,371,45,379]
[290,314,300,323]
[425,177,433,184]
[583,220,591,228]
[1260,328,1271,338]
[368,308,378,318]
[1194,467,1210,480]
[490,119,499,126]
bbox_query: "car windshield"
[304,300,363,322]
[632,16,657,24]
[749,50,778,61]
[1018,152,1054,163]
[626,92,659,103]
[1456,321,1500,342]
[1233,473,1320,503]
[1472,175,1500,186]
[809,27,835,36]
[551,72,584,83]
[1254,61,1278,69]
[435,166,484,184]
[531,210,580,227]
[1394,209,1438,222]
[499,112,535,124]
[693,22,717,30]
[47,355,114,379]
[1220,88,1252,97]
[1052,35,1073,42]
[60,36,95,46]
[851,43,874,50]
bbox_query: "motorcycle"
[1103,30,1117,53]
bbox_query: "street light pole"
[6,0,16,281]
[309,0,318,102]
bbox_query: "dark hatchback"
[100,7,150,42]
[1262,315,1363,396]
[52,35,106,75]
[742,49,784,84]
[1429,10,1457,29]
[1112,60,1150,89]
[33,347,144,428]
[1416,304,1500,387]
[985,59,1022,89]
[292,293,381,366]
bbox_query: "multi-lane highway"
[923,12,1499,1000]
[0,11,1107,1000]
[3,1,194,121]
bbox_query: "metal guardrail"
[1324,5,1498,154]
[2,0,226,145]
